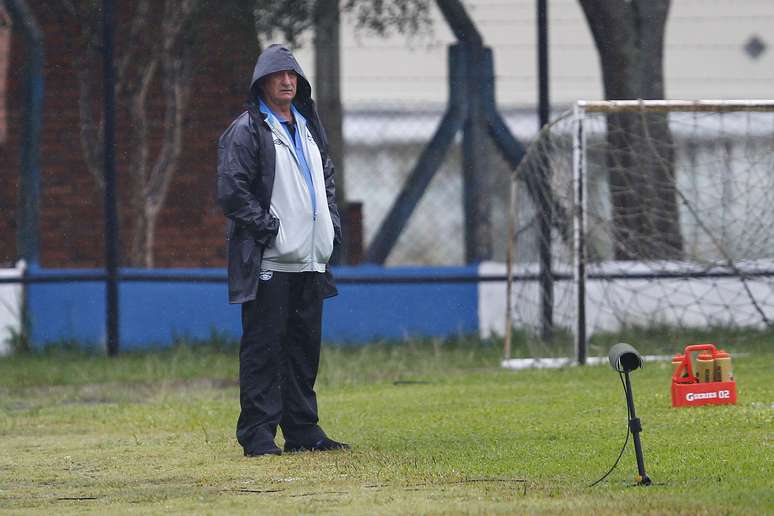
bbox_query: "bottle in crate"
[696,353,714,383]
[714,350,734,382]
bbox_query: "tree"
[578,0,682,260]
[47,0,203,267]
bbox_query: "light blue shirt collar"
[258,99,306,127]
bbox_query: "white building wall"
[665,1,774,101]
[291,0,774,108]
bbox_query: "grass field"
[0,337,772,514]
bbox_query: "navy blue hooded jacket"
[217,44,341,304]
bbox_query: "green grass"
[0,339,772,514]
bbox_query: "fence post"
[103,0,120,356]
[536,0,553,342]
[314,0,349,264]
[437,0,492,263]
[572,102,587,365]
[461,43,491,262]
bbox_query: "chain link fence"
[343,102,530,266]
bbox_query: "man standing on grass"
[217,44,349,457]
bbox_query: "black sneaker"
[283,437,350,453]
[244,446,282,457]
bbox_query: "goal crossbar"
[577,99,774,113]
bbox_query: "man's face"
[262,70,297,107]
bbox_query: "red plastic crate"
[671,344,737,408]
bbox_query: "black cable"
[589,372,631,487]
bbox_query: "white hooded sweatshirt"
[259,101,335,273]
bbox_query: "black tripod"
[623,370,652,486]
[605,343,652,487]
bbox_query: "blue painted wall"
[26,265,479,349]
[323,265,478,343]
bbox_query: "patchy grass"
[0,340,772,514]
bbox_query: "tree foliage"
[252,0,432,48]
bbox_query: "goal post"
[572,101,587,365]
[506,99,774,364]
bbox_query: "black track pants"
[236,271,327,453]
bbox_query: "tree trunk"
[129,0,195,267]
[314,0,349,264]
[579,0,682,260]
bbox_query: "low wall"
[25,265,480,350]
[17,260,774,351]
[478,261,774,337]
[0,264,23,355]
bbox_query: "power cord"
[589,372,630,487]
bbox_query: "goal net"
[504,100,774,363]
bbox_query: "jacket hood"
[250,44,312,103]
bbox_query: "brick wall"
[0,7,9,145]
[0,5,14,266]
[0,4,257,268]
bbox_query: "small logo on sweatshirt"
[259,270,273,281]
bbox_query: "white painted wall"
[479,260,774,339]
[290,0,774,108]
[0,262,23,355]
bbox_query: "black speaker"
[608,342,643,373]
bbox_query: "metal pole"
[6,0,43,267]
[537,0,549,128]
[103,0,120,356]
[504,175,517,360]
[462,44,491,263]
[314,0,348,264]
[572,103,586,365]
[536,0,553,341]
[436,0,491,263]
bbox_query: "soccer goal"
[504,99,774,364]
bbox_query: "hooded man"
[217,44,348,456]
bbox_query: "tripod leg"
[624,372,652,486]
